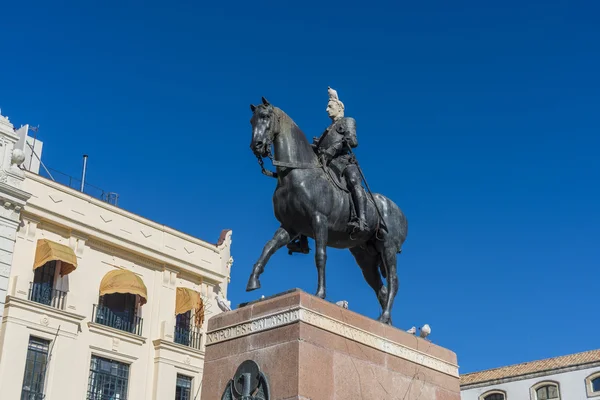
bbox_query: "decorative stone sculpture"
[221,360,270,400]
[246,89,408,325]
[10,148,25,176]
[11,149,25,166]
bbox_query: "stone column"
[0,113,31,336]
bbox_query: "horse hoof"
[246,277,261,292]
[378,312,392,325]
[315,289,326,299]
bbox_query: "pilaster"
[0,113,31,336]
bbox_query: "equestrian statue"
[246,87,408,325]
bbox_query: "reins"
[252,108,386,242]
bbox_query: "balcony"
[174,325,203,350]
[28,282,67,310]
[92,304,143,336]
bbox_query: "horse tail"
[379,255,388,279]
[372,194,408,279]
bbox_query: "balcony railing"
[28,282,67,310]
[174,325,203,350]
[21,389,45,400]
[92,304,143,336]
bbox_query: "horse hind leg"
[246,226,292,292]
[349,246,387,312]
[376,242,398,325]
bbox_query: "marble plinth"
[201,289,460,400]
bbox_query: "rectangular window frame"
[21,336,51,400]
[87,354,131,400]
[175,373,193,400]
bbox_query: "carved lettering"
[207,309,300,345]
[204,307,458,377]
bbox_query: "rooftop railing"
[37,166,119,206]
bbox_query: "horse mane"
[272,106,318,164]
[273,106,316,160]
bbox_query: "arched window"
[480,390,506,400]
[531,382,560,400]
[174,287,204,349]
[29,239,78,310]
[585,372,600,397]
[94,269,148,335]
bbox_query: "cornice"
[206,305,459,378]
[22,204,228,282]
[88,321,147,345]
[5,295,87,323]
[86,238,164,270]
[152,338,205,357]
[25,171,221,252]
[0,180,31,205]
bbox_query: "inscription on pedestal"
[205,306,459,377]
[207,309,300,344]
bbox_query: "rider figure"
[287,87,368,255]
[315,86,368,233]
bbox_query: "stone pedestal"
[201,289,460,400]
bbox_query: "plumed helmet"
[327,86,344,111]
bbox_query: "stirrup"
[347,218,368,234]
[287,240,310,255]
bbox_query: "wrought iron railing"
[21,389,46,400]
[174,325,203,350]
[38,167,120,206]
[92,304,143,336]
[28,282,67,310]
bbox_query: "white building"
[460,349,600,400]
[0,110,234,400]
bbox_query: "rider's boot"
[348,185,368,233]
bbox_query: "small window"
[175,374,192,400]
[586,372,600,397]
[29,260,68,309]
[174,311,192,346]
[480,390,506,400]
[21,336,51,399]
[30,261,57,306]
[536,384,559,399]
[87,355,130,399]
[95,293,142,335]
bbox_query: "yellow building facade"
[0,113,233,400]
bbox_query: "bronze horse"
[246,97,408,324]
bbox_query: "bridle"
[253,108,319,178]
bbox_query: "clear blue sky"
[2,0,598,374]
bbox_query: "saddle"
[286,156,368,256]
[323,158,350,193]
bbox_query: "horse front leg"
[246,226,292,292]
[313,213,328,299]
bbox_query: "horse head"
[249,97,278,159]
